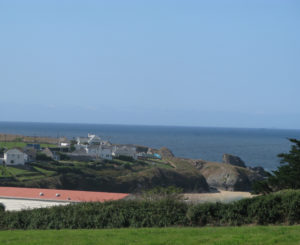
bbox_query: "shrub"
[1,190,300,229]
[36,153,53,161]
[0,203,5,212]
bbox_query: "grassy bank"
[0,226,299,245]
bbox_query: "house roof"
[4,148,27,155]
[23,148,37,157]
[41,148,54,158]
[0,187,129,202]
[77,137,89,143]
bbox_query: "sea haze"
[0,122,300,171]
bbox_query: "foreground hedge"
[0,190,300,229]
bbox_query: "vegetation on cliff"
[0,157,209,193]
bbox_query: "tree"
[253,139,300,193]
[270,139,300,189]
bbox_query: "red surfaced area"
[0,187,128,202]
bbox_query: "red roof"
[0,187,128,202]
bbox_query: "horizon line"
[0,120,300,131]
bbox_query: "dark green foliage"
[187,190,300,226]
[36,153,53,161]
[272,139,300,189]
[253,139,300,193]
[0,147,5,156]
[0,199,188,229]
[116,155,134,162]
[58,153,70,160]
[0,203,4,212]
[252,180,272,194]
[1,190,300,229]
[187,202,224,226]
[69,140,76,152]
[142,186,183,201]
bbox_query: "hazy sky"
[0,0,299,129]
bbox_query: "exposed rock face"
[115,167,210,193]
[249,166,269,177]
[57,167,210,193]
[222,154,246,168]
[194,161,267,191]
[158,147,175,158]
[191,160,207,170]
[247,166,270,182]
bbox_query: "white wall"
[0,198,70,211]
[4,149,27,165]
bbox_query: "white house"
[76,134,102,146]
[87,134,101,145]
[60,142,70,147]
[99,146,113,160]
[112,145,137,160]
[4,149,28,165]
[76,137,89,145]
[74,134,113,160]
[87,145,112,160]
[75,143,88,152]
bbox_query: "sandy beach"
[184,190,254,203]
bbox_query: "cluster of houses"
[0,146,60,166]
[0,134,161,166]
[73,134,138,160]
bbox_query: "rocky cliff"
[222,154,246,168]
[159,148,269,192]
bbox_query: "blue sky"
[0,0,299,129]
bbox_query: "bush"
[116,155,134,162]
[58,153,70,160]
[36,153,53,161]
[1,190,300,229]
[141,186,183,201]
[0,203,5,212]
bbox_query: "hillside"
[0,157,209,193]
[0,146,267,193]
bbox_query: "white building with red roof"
[0,187,129,211]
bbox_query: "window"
[10,160,14,164]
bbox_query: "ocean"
[0,121,300,171]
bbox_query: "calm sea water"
[1,122,300,171]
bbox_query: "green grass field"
[0,142,57,149]
[0,226,299,245]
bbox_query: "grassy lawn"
[0,142,27,149]
[6,166,35,176]
[146,160,173,169]
[0,166,12,177]
[32,166,57,176]
[0,142,57,149]
[0,226,299,245]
